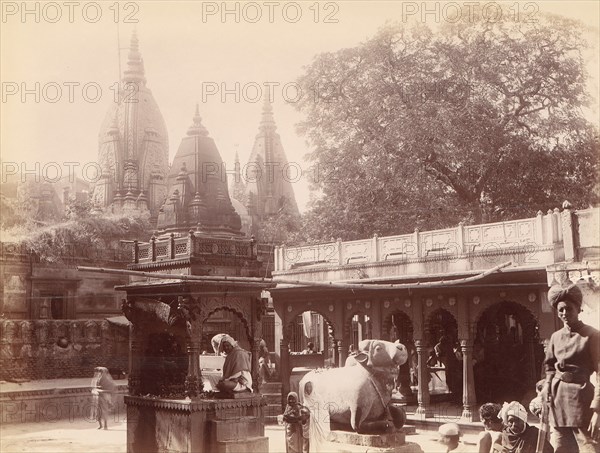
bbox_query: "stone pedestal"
[324,429,424,453]
[125,394,267,453]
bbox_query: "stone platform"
[323,428,424,453]
[125,394,268,453]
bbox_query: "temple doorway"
[425,309,461,400]
[288,311,330,357]
[284,310,335,397]
[350,313,373,349]
[474,301,543,404]
[384,310,415,398]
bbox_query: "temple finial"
[259,94,276,132]
[187,104,209,137]
[123,29,146,84]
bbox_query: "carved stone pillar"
[129,323,142,396]
[337,340,344,367]
[184,336,202,398]
[280,339,290,409]
[460,339,477,421]
[332,339,339,367]
[251,296,264,394]
[251,337,261,393]
[415,340,433,418]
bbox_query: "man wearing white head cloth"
[211,333,252,393]
[493,401,553,453]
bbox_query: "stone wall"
[0,319,129,381]
[0,384,128,425]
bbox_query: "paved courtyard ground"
[1,378,485,452]
[0,417,481,453]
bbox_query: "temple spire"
[259,94,276,132]
[187,103,209,137]
[123,29,146,84]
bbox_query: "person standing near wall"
[90,366,116,430]
[542,284,600,453]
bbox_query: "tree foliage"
[256,198,303,245]
[15,215,152,264]
[294,10,599,242]
[1,181,153,263]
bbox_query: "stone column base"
[460,407,478,423]
[415,406,434,418]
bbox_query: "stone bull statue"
[299,339,408,434]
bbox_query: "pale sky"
[1,1,599,213]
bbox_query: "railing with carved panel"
[576,208,600,250]
[132,233,272,264]
[274,207,599,271]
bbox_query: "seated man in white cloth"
[211,333,253,393]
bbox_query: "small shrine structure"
[107,107,274,453]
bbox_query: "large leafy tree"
[295,10,598,242]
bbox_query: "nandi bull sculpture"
[299,339,408,435]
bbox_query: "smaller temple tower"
[231,96,300,239]
[156,105,242,236]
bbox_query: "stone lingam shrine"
[93,232,275,453]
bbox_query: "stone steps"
[260,381,282,393]
[210,411,269,453]
[216,436,269,453]
[210,417,263,440]
[262,392,281,405]
[261,381,282,425]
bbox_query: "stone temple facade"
[92,31,169,220]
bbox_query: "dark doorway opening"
[50,296,65,319]
[474,301,543,404]
[426,309,462,402]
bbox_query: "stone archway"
[344,310,373,351]
[201,307,251,352]
[383,310,416,399]
[281,309,337,407]
[425,308,458,347]
[383,310,414,345]
[425,309,461,401]
[474,300,543,404]
[284,309,336,360]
